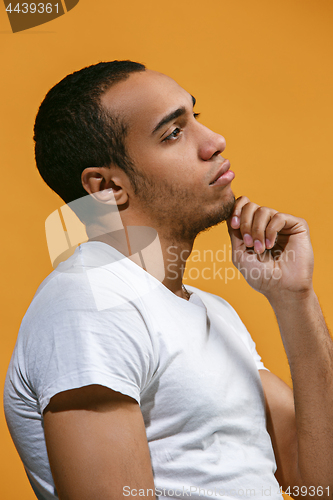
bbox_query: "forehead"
[101,70,192,131]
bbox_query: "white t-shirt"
[4,242,283,500]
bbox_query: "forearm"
[269,289,333,487]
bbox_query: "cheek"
[133,152,184,182]
[128,136,200,184]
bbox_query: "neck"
[160,235,194,299]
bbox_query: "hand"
[227,197,314,300]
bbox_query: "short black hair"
[34,60,146,204]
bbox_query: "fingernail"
[231,216,239,227]
[265,238,271,249]
[243,234,253,247]
[254,240,263,254]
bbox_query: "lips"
[209,159,231,185]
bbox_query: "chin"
[180,194,236,242]
[204,194,236,229]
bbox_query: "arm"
[228,197,333,495]
[259,370,299,491]
[43,384,155,500]
[266,291,333,491]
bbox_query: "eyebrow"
[152,95,196,135]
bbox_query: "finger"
[251,207,278,253]
[238,202,261,248]
[229,196,251,229]
[265,213,306,247]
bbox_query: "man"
[4,61,333,500]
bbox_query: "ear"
[81,166,129,206]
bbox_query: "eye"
[163,127,181,142]
[162,113,200,142]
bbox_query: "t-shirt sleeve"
[26,271,156,414]
[243,333,268,371]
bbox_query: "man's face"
[101,70,235,242]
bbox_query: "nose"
[197,123,226,161]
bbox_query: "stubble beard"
[131,171,236,243]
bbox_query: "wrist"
[265,286,316,311]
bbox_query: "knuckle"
[271,212,284,222]
[239,221,250,232]
[252,223,263,234]
[266,227,276,236]
[249,203,260,212]
[236,196,250,203]
[255,206,273,216]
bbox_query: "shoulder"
[17,244,155,360]
[29,242,143,318]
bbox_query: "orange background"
[1,0,333,497]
